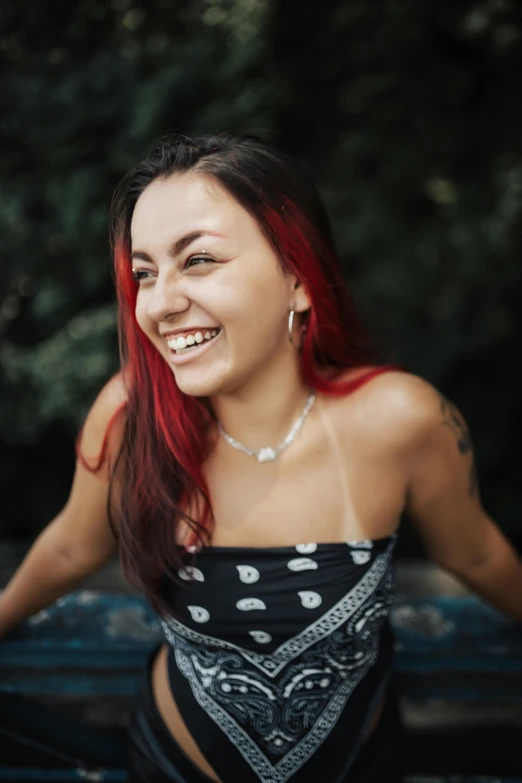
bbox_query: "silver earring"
[288,309,295,345]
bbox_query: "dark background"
[1,0,521,557]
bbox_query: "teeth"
[167,329,219,353]
[175,343,201,354]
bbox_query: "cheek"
[134,295,146,331]
[216,279,287,343]
[134,293,155,337]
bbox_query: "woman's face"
[130,171,309,398]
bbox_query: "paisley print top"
[159,532,399,783]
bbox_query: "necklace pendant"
[257,447,277,463]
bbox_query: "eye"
[184,254,215,269]
[131,268,154,282]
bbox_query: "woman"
[1,131,521,782]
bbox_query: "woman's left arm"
[399,376,522,623]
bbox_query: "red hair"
[80,132,406,618]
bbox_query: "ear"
[289,276,311,314]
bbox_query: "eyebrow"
[130,230,225,263]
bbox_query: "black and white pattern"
[160,537,396,783]
[295,543,317,554]
[298,590,322,609]
[346,540,374,549]
[237,565,260,584]
[349,550,371,565]
[237,598,267,611]
[187,606,210,623]
[249,630,272,644]
[287,557,318,572]
[179,566,205,582]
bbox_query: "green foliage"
[0,0,520,547]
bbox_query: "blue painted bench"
[0,591,521,782]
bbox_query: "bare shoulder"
[334,366,443,443]
[98,368,129,407]
[357,369,443,425]
[45,371,130,572]
[78,370,129,471]
[331,367,498,575]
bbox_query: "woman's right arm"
[0,372,128,638]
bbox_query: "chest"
[186,395,407,548]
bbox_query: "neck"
[209,360,313,452]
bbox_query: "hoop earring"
[288,309,295,345]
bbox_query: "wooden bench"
[0,591,521,782]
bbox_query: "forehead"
[130,171,250,245]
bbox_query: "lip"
[166,329,222,366]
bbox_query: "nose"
[147,269,190,322]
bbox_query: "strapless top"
[158,531,400,782]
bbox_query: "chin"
[169,367,226,399]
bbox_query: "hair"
[77,130,405,618]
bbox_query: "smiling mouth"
[167,329,221,354]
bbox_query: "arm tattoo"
[439,393,479,498]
